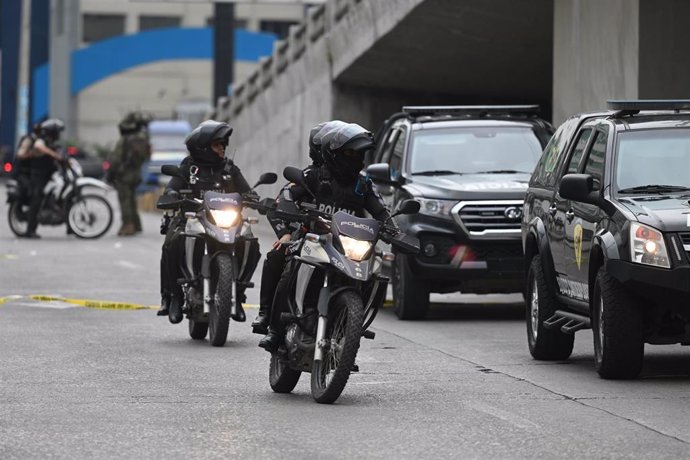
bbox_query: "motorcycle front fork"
[201,245,237,316]
[314,274,329,362]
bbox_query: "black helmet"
[119,111,151,135]
[39,118,65,141]
[184,120,233,164]
[321,123,374,183]
[308,120,346,165]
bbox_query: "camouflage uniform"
[109,113,151,235]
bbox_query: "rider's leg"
[252,249,285,333]
[258,261,292,352]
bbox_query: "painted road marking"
[116,260,144,270]
[0,254,18,260]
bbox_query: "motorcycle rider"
[258,122,392,352]
[12,123,42,208]
[157,120,256,324]
[250,120,346,334]
[20,119,65,238]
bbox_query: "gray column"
[16,0,32,140]
[49,0,80,140]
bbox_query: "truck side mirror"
[366,163,397,185]
[559,174,599,204]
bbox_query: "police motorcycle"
[267,166,420,404]
[7,152,114,238]
[157,164,277,347]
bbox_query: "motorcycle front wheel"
[311,290,364,404]
[67,194,113,239]
[8,202,29,237]
[269,352,301,393]
[209,253,233,347]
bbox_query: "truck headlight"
[339,235,373,262]
[630,222,670,268]
[416,198,455,220]
[210,209,239,228]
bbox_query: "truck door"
[552,127,594,287]
[565,127,607,303]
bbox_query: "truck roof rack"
[608,99,690,118]
[402,105,540,118]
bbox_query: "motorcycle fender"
[75,177,113,191]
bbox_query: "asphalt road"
[2,186,690,459]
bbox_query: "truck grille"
[452,201,524,239]
[678,233,690,259]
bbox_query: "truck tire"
[392,254,429,320]
[526,256,574,360]
[593,267,644,379]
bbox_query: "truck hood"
[618,194,690,232]
[404,173,530,200]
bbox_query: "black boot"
[157,295,170,316]
[258,329,282,352]
[168,294,183,324]
[231,290,246,322]
[251,308,270,335]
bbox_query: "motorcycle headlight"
[416,198,455,220]
[630,222,670,268]
[339,235,373,262]
[210,209,239,228]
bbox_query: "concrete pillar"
[50,0,80,141]
[552,0,639,125]
[16,0,32,140]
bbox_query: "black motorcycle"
[7,156,114,238]
[267,166,420,403]
[157,165,276,347]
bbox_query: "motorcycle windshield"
[203,191,242,210]
[332,211,379,241]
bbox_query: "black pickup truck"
[522,100,690,379]
[368,105,553,319]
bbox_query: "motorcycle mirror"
[283,166,315,197]
[393,199,420,217]
[254,172,277,188]
[161,165,183,178]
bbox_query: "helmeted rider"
[258,122,392,352]
[251,120,346,334]
[18,119,65,238]
[157,120,257,324]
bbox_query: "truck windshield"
[616,129,690,192]
[409,126,543,175]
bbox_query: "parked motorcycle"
[267,166,420,404]
[6,156,114,238]
[157,164,277,347]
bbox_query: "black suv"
[523,100,690,379]
[368,106,553,319]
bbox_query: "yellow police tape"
[29,295,157,310]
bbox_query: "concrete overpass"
[218,0,690,187]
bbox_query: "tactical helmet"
[38,118,65,141]
[308,120,346,165]
[321,123,374,183]
[118,111,151,135]
[184,120,233,164]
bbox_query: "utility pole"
[16,0,32,141]
[213,1,235,105]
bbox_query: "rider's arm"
[33,138,62,161]
[164,157,190,195]
[363,180,392,222]
[226,163,251,194]
[16,137,33,160]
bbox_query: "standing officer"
[109,112,151,236]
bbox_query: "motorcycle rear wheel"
[8,202,29,236]
[269,352,301,393]
[311,290,364,404]
[67,194,113,239]
[209,253,233,347]
[188,318,208,340]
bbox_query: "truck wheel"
[593,268,644,379]
[526,256,574,360]
[392,254,429,320]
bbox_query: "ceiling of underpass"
[336,0,554,119]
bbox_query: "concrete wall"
[223,0,425,196]
[638,0,690,98]
[552,0,639,125]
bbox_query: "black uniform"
[27,139,59,235]
[264,165,390,335]
[159,156,252,303]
